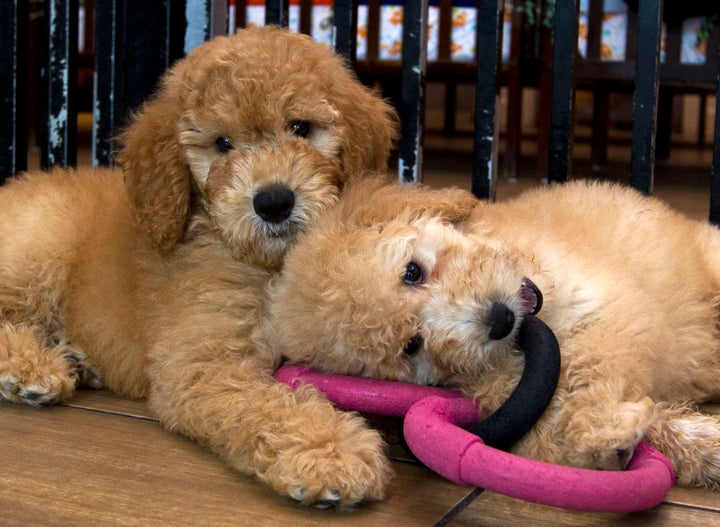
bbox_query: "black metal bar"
[547,0,578,183]
[93,0,184,167]
[0,0,29,181]
[710,44,720,226]
[398,0,428,184]
[629,0,662,195]
[471,0,503,200]
[93,0,120,167]
[265,0,290,26]
[185,0,228,53]
[586,0,603,60]
[333,0,358,64]
[298,0,312,34]
[41,0,79,169]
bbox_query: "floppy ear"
[333,76,399,176]
[116,74,192,252]
[338,177,479,226]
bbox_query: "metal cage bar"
[185,0,228,53]
[333,0,358,64]
[629,0,663,195]
[471,0,503,200]
[265,0,289,26]
[0,0,718,226]
[710,49,720,225]
[92,0,121,167]
[0,0,29,181]
[398,0,429,184]
[93,0,184,167]
[41,0,79,169]
[547,0,578,183]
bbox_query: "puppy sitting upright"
[267,178,720,490]
[0,27,398,507]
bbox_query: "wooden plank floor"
[0,390,474,527]
[2,391,720,526]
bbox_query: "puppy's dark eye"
[403,262,424,285]
[215,137,234,154]
[403,335,423,356]
[289,120,311,138]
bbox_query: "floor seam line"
[432,487,485,527]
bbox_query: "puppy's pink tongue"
[520,278,543,315]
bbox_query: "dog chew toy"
[275,314,675,512]
[468,314,561,450]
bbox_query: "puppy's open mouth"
[520,277,543,315]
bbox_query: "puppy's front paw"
[258,411,393,509]
[589,441,638,471]
[564,398,654,471]
[59,344,105,390]
[0,372,75,405]
[0,326,77,405]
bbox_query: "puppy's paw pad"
[289,488,342,509]
[0,375,65,405]
[264,424,392,509]
[581,420,646,471]
[275,453,389,509]
[591,444,637,471]
[566,399,654,470]
[314,489,342,509]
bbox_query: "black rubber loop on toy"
[468,314,561,451]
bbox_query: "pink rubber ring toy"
[275,365,675,512]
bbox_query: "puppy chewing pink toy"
[276,315,674,513]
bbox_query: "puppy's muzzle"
[253,184,296,223]
[488,278,543,341]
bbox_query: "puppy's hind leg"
[644,404,720,489]
[0,322,82,405]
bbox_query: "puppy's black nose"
[488,302,516,340]
[253,185,295,223]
